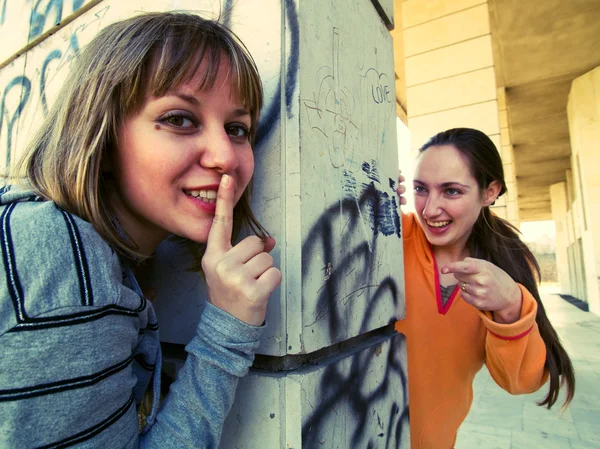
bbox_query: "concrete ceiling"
[488,0,600,222]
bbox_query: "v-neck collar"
[431,246,460,315]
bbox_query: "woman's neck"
[432,243,470,287]
[432,243,469,265]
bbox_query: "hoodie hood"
[0,184,41,206]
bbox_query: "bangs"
[140,21,263,134]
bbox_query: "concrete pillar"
[391,1,408,124]
[401,0,518,226]
[497,88,520,226]
[0,0,409,447]
[550,182,571,295]
[567,66,600,316]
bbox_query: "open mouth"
[185,189,217,204]
[426,220,452,228]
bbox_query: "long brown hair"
[10,12,267,262]
[420,127,575,409]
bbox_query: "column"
[567,66,600,316]
[550,182,571,295]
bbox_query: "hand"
[442,257,522,324]
[201,174,282,326]
[396,171,407,206]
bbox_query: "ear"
[483,180,502,206]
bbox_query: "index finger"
[441,258,480,275]
[206,174,235,251]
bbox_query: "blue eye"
[414,185,426,193]
[446,188,461,196]
[226,123,250,138]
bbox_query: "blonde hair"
[10,12,267,261]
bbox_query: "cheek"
[414,196,426,212]
[457,203,481,226]
[235,149,255,198]
[240,150,255,184]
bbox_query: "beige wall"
[399,0,518,226]
[566,65,600,315]
[550,182,571,295]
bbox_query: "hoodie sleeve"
[479,284,549,394]
[139,302,264,449]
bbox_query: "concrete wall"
[0,0,409,446]
[550,182,571,295]
[566,65,600,316]
[398,0,518,226]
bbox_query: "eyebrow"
[413,179,471,189]
[172,93,250,118]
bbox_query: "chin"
[170,224,212,244]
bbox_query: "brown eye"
[226,124,250,138]
[167,116,186,127]
[161,111,197,129]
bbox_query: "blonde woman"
[0,12,281,448]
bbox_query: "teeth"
[187,189,217,202]
[427,220,451,228]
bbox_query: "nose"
[422,193,442,219]
[199,126,239,173]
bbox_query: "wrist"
[215,302,266,327]
[492,284,523,324]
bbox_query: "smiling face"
[109,57,254,256]
[413,144,499,254]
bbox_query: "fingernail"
[221,174,230,187]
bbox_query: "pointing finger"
[206,174,235,252]
[441,259,480,276]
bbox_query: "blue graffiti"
[28,0,85,41]
[254,0,299,146]
[0,77,31,169]
[0,0,7,26]
[29,0,63,41]
[40,49,61,115]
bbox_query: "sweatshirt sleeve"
[479,284,549,394]
[139,302,264,449]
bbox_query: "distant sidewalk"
[456,285,600,449]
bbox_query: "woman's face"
[413,144,497,252]
[110,57,255,255]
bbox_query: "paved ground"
[455,285,600,449]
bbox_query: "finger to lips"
[207,174,235,252]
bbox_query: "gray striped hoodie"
[0,185,264,448]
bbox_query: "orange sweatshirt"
[395,213,548,449]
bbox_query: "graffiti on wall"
[29,0,87,40]
[0,3,109,170]
[300,183,407,448]
[297,9,405,444]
